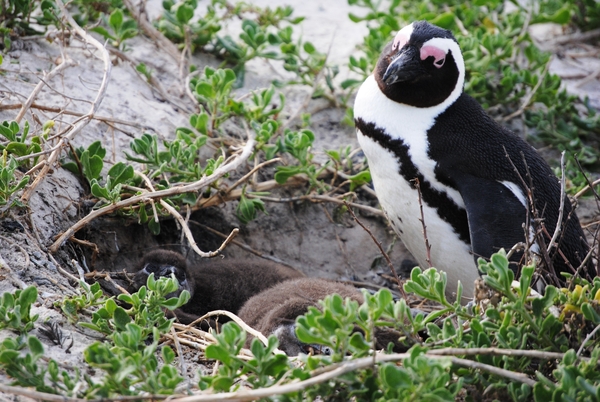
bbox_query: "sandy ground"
[0,0,599,393]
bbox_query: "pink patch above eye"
[420,45,447,68]
[392,32,409,52]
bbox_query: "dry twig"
[184,310,276,350]
[161,199,239,258]
[547,151,566,253]
[411,177,433,268]
[502,60,551,122]
[171,352,536,402]
[573,178,600,200]
[49,130,256,253]
[0,102,150,130]
[121,0,180,61]
[188,221,296,268]
[344,201,407,299]
[20,0,112,204]
[14,58,77,123]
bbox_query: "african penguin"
[354,21,593,300]
[237,277,407,355]
[131,250,305,324]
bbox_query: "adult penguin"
[354,20,593,300]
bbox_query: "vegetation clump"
[0,0,599,400]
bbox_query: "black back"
[428,94,592,281]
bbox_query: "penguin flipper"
[451,172,529,265]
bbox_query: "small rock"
[33,277,53,286]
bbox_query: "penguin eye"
[420,45,447,69]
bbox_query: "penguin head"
[375,21,465,108]
[132,250,194,299]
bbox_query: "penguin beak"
[382,46,422,85]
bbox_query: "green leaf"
[18,286,37,306]
[303,42,315,54]
[148,218,161,235]
[211,375,233,392]
[90,181,110,200]
[81,151,103,181]
[380,363,411,388]
[430,12,455,29]
[62,161,80,175]
[205,344,232,364]
[107,162,134,187]
[109,8,124,30]
[162,345,176,364]
[113,306,132,330]
[0,124,16,141]
[581,303,600,324]
[274,166,301,184]
[5,142,28,156]
[0,350,19,363]
[195,82,215,99]
[175,3,194,24]
[87,141,106,159]
[91,26,115,41]
[28,335,44,356]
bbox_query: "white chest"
[357,132,478,299]
[354,75,479,299]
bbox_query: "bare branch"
[577,322,600,356]
[411,177,432,267]
[344,201,407,300]
[171,352,536,402]
[0,102,150,130]
[121,0,181,61]
[14,58,77,123]
[201,157,281,207]
[160,199,239,258]
[550,27,600,46]
[49,131,256,253]
[547,151,566,253]
[20,0,112,204]
[573,178,600,200]
[189,221,297,268]
[183,310,274,349]
[0,384,170,402]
